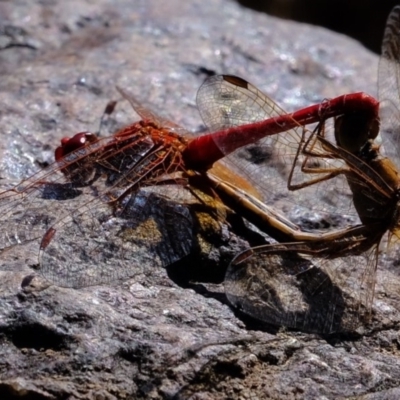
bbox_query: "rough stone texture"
[1,0,400,399]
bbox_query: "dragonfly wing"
[225,241,378,334]
[116,86,190,137]
[378,5,400,164]
[0,131,159,252]
[197,74,286,131]
[39,187,194,288]
[0,182,92,252]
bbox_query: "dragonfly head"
[334,112,380,154]
[55,132,97,161]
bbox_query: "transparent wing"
[378,5,400,165]
[116,86,190,137]
[0,130,158,252]
[225,240,379,333]
[39,186,194,288]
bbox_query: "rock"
[1,0,400,399]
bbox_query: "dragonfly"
[195,6,400,334]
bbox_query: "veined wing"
[38,184,194,288]
[225,232,381,333]
[0,128,160,250]
[116,86,190,137]
[378,5,400,165]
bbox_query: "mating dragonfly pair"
[2,7,400,334]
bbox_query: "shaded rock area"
[238,0,399,53]
[1,0,400,399]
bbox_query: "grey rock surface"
[1,0,400,399]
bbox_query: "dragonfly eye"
[369,117,380,140]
